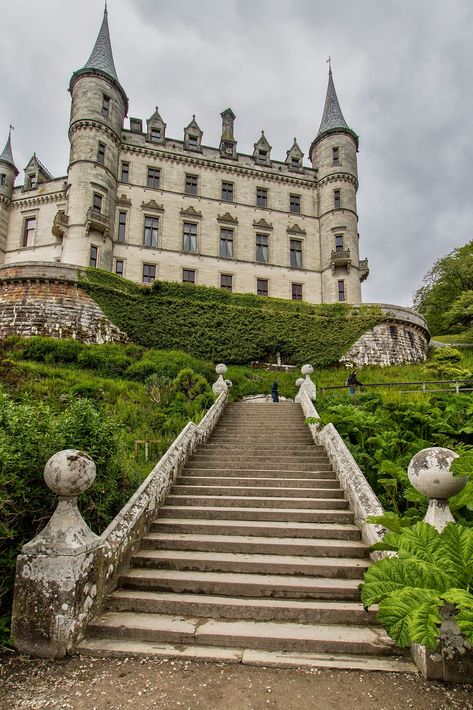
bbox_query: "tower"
[310,67,366,304]
[64,5,128,269]
[0,129,19,263]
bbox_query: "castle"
[0,6,368,305]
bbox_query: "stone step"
[184,461,333,472]
[105,590,377,624]
[189,454,330,464]
[140,533,369,558]
[165,495,349,510]
[119,569,362,599]
[159,505,355,523]
[175,476,339,489]
[170,485,345,500]
[208,438,315,445]
[182,467,337,479]
[201,444,323,452]
[130,549,369,578]
[85,612,395,657]
[76,638,416,674]
[151,518,361,540]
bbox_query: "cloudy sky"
[1,0,472,307]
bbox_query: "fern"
[361,521,473,649]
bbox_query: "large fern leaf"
[377,588,441,649]
[409,594,443,649]
[442,588,473,644]
[440,524,473,589]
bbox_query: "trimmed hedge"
[81,269,383,367]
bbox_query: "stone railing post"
[12,450,103,658]
[407,447,472,682]
[212,363,232,395]
[295,364,316,402]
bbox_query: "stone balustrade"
[11,367,230,658]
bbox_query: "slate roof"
[316,69,358,147]
[82,7,118,82]
[0,131,18,175]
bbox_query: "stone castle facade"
[0,7,369,305]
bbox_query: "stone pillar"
[295,365,316,402]
[11,450,103,658]
[212,363,232,395]
[407,447,472,681]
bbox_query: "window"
[0,173,6,186]
[115,259,124,276]
[290,194,301,214]
[292,283,303,301]
[221,181,234,202]
[220,228,234,258]
[22,216,36,247]
[256,233,269,263]
[389,325,398,338]
[337,280,346,302]
[147,167,161,189]
[144,216,159,248]
[143,263,156,284]
[187,135,198,149]
[27,174,37,190]
[185,174,198,195]
[183,269,196,284]
[332,146,340,165]
[150,127,161,143]
[334,189,341,209]
[220,274,233,291]
[89,245,98,268]
[335,234,344,252]
[117,211,127,242]
[290,239,302,269]
[97,142,106,164]
[256,187,268,208]
[93,193,103,212]
[257,278,268,296]
[120,162,129,183]
[183,222,197,253]
[291,157,300,169]
[101,94,110,117]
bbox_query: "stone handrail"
[298,389,321,444]
[12,389,228,658]
[317,423,385,552]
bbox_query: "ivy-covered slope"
[81,269,383,366]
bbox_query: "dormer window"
[102,94,110,118]
[27,174,37,190]
[150,128,161,143]
[184,116,203,152]
[188,135,198,149]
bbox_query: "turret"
[0,128,19,262]
[311,66,367,304]
[63,5,128,269]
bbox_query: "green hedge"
[81,269,383,367]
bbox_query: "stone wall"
[0,262,127,343]
[341,304,430,366]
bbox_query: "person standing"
[271,380,279,402]
[346,370,362,396]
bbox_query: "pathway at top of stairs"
[77,401,415,673]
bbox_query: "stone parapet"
[0,261,126,343]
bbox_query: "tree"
[414,241,473,334]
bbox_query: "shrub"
[172,368,211,401]
[22,337,81,364]
[432,347,462,364]
[77,344,133,376]
[126,349,214,383]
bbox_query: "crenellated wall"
[0,262,127,343]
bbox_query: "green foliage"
[126,349,213,383]
[22,336,81,364]
[414,241,473,333]
[172,368,210,400]
[360,522,473,650]
[80,268,383,367]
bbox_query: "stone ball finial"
[44,450,96,497]
[408,447,465,499]
[215,363,228,376]
[295,378,304,387]
[301,364,314,376]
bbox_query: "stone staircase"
[77,402,414,671]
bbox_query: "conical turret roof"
[315,69,358,148]
[83,7,118,81]
[70,7,128,113]
[0,130,19,176]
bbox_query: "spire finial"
[104,0,108,14]
[327,56,332,73]
[9,125,14,139]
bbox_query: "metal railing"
[320,379,473,396]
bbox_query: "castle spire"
[0,127,19,176]
[82,5,119,82]
[317,66,348,136]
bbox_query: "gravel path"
[1,652,472,710]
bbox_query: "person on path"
[271,380,279,402]
[346,370,362,396]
